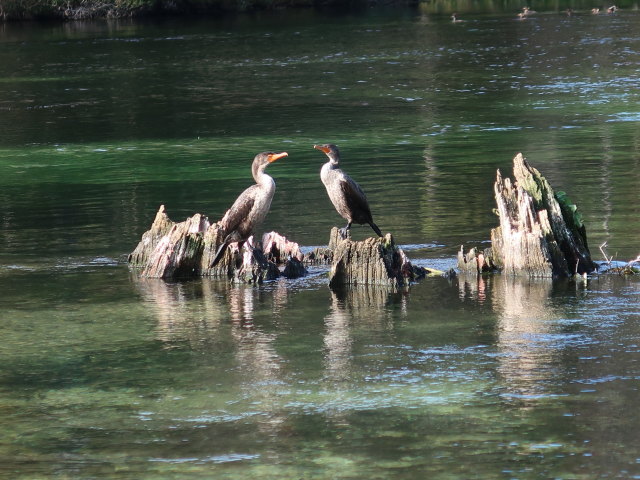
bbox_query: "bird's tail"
[211,240,230,267]
[370,222,383,237]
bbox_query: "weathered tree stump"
[459,153,597,278]
[457,246,498,275]
[128,205,210,278]
[128,207,438,287]
[262,231,304,263]
[128,205,303,281]
[328,228,432,288]
[304,227,348,266]
[231,243,280,284]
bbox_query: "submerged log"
[328,228,433,288]
[459,153,597,278]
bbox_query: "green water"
[1,6,640,479]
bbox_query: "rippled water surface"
[1,5,639,479]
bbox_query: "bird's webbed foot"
[338,226,351,239]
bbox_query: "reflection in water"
[323,286,407,384]
[323,292,353,384]
[493,276,559,403]
[227,286,255,327]
[460,274,566,404]
[132,275,226,348]
[458,273,489,304]
[131,275,289,433]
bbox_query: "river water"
[1,5,639,479]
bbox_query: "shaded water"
[1,5,639,479]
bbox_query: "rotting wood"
[457,246,498,275]
[129,208,437,286]
[129,207,308,281]
[128,205,277,281]
[328,228,435,288]
[459,153,598,278]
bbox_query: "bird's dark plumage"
[211,151,288,266]
[314,144,383,238]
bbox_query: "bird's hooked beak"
[268,152,288,163]
[314,144,331,154]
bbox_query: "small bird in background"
[314,144,383,239]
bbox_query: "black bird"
[314,144,383,239]
[211,151,288,266]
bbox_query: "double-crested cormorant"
[314,144,383,239]
[211,151,288,266]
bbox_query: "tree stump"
[129,208,436,286]
[328,228,432,288]
[128,205,289,281]
[459,153,597,278]
[128,205,210,278]
[457,246,498,275]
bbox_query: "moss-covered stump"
[328,229,431,288]
[460,153,597,278]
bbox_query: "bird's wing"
[339,176,373,219]
[220,185,257,234]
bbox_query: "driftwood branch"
[599,241,613,266]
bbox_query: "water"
[1,6,639,479]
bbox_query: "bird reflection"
[131,275,290,435]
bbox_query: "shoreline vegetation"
[2,0,639,22]
[0,0,417,21]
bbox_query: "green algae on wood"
[461,153,597,278]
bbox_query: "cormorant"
[211,151,288,266]
[313,144,383,239]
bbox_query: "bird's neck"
[253,166,274,189]
[327,158,339,169]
